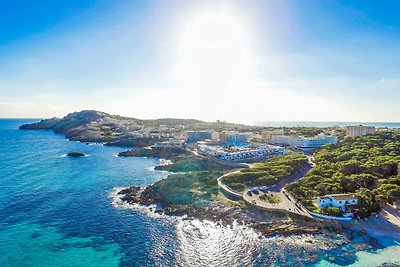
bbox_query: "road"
[217,151,314,218]
[217,171,243,199]
[242,189,312,217]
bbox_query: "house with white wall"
[317,194,358,212]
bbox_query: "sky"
[0,0,400,124]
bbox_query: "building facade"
[198,144,286,162]
[154,140,185,149]
[317,194,358,212]
[270,133,337,149]
[185,130,214,143]
[219,131,251,146]
[262,129,285,143]
[293,134,338,149]
[346,125,375,137]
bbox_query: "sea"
[0,119,399,267]
[255,121,400,128]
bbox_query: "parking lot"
[243,187,311,217]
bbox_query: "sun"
[172,11,255,90]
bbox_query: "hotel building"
[345,125,375,137]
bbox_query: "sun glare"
[172,11,255,91]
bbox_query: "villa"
[317,194,358,214]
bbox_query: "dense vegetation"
[282,127,345,138]
[222,153,309,192]
[286,131,400,217]
[143,171,221,210]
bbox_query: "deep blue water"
[0,119,399,267]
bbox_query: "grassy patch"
[259,193,281,204]
[151,171,221,209]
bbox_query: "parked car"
[247,191,253,197]
[251,188,259,195]
[259,186,269,192]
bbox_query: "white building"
[262,129,284,143]
[270,133,337,149]
[158,124,168,131]
[293,134,338,149]
[198,144,286,162]
[346,125,375,137]
[271,135,292,145]
[219,131,251,145]
[174,125,185,130]
[154,140,185,149]
[317,194,358,212]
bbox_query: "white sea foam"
[146,166,155,171]
[108,187,164,219]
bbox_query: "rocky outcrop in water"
[66,152,85,157]
[118,186,142,203]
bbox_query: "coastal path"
[217,171,243,199]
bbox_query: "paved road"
[217,151,314,218]
[217,171,243,198]
[243,189,312,217]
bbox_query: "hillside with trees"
[286,131,400,217]
[222,153,309,192]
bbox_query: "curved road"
[218,152,314,218]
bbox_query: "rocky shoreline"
[115,185,375,243]
[110,185,386,266]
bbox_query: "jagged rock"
[66,152,85,157]
[119,186,141,203]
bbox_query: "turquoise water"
[0,119,399,266]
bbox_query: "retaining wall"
[308,211,352,221]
